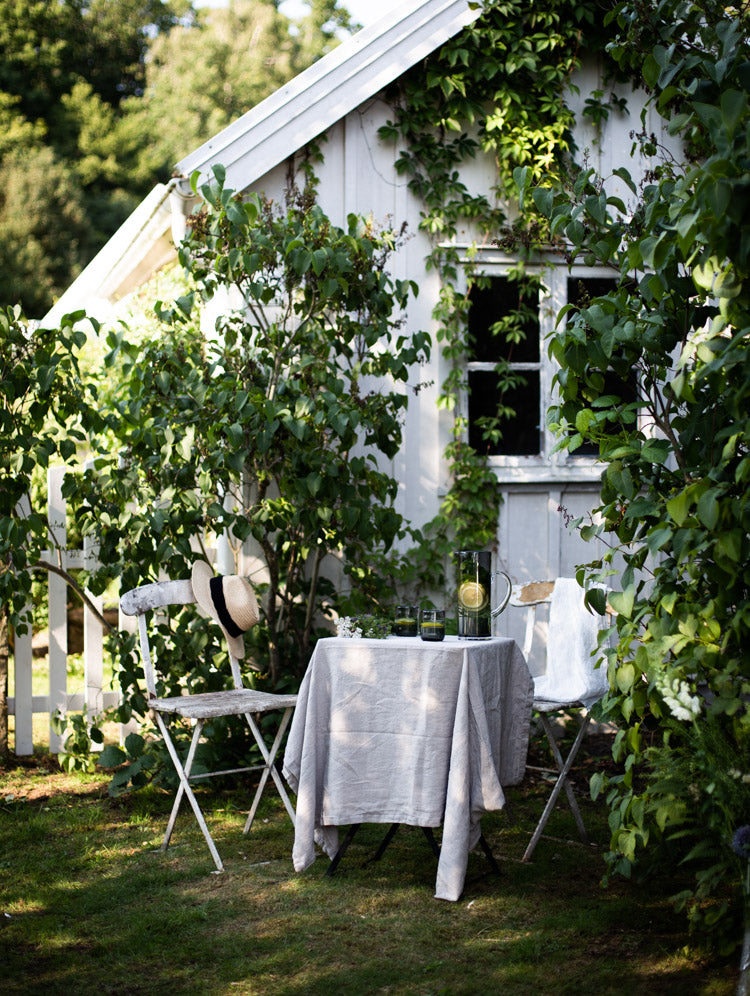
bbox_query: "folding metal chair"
[120,576,297,872]
[509,579,611,862]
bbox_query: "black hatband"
[209,576,244,637]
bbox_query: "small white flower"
[337,616,364,639]
[337,617,354,638]
[657,673,701,722]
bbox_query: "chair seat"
[533,697,585,713]
[152,690,297,720]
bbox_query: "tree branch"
[31,561,117,633]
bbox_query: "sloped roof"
[43,0,479,328]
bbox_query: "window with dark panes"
[466,275,541,457]
[566,276,638,456]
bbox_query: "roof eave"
[176,0,479,192]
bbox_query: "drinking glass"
[393,605,418,637]
[420,609,445,642]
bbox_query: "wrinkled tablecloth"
[282,635,533,901]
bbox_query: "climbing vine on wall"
[377,0,617,592]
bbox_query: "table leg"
[421,827,442,860]
[326,824,361,876]
[369,823,401,863]
[477,834,501,875]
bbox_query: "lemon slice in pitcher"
[458,580,488,611]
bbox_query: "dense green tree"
[0,148,91,317]
[0,0,195,138]
[0,0,196,315]
[121,0,355,179]
[0,0,354,317]
[60,166,427,789]
[517,0,750,959]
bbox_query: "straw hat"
[191,561,259,659]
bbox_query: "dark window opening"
[468,371,541,456]
[567,276,619,312]
[468,276,539,363]
[467,275,541,457]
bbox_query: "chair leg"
[541,712,590,844]
[421,827,442,860]
[155,713,224,873]
[242,706,296,834]
[522,711,591,863]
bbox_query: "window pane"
[468,370,541,456]
[566,276,618,308]
[468,276,539,363]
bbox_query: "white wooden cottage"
[44,0,675,650]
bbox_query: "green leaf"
[720,89,746,135]
[531,187,554,217]
[612,167,636,194]
[696,489,719,530]
[586,587,608,615]
[610,589,635,619]
[616,662,636,694]
[640,439,670,464]
[566,220,586,246]
[716,530,743,562]
[124,732,146,759]
[97,745,127,768]
[311,248,328,275]
[666,490,691,526]
[513,166,529,209]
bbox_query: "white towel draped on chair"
[532,577,609,709]
[509,576,614,862]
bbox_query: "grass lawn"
[0,731,740,996]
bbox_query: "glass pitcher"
[456,550,512,639]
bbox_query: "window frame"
[452,250,631,484]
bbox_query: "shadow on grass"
[0,749,738,996]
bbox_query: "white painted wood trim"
[176,0,481,192]
[47,466,68,752]
[13,624,33,755]
[8,692,120,715]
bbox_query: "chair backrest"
[509,581,555,659]
[120,578,243,700]
[509,578,611,707]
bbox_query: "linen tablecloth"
[282,635,533,901]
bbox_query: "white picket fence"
[9,466,123,755]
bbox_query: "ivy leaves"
[373,0,613,574]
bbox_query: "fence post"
[47,466,68,752]
[82,462,108,746]
[13,613,33,756]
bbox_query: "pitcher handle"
[491,571,512,618]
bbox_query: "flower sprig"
[336,615,392,639]
[655,672,701,722]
